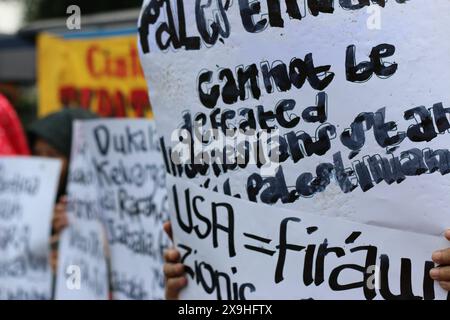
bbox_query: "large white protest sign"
[0,157,61,300]
[55,122,109,300]
[65,119,170,300]
[168,175,449,300]
[139,1,450,236]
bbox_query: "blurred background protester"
[28,108,98,274]
[1,1,145,300]
[0,93,30,155]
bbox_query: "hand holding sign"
[167,176,450,300]
[164,223,450,299]
[430,230,450,291]
[163,221,187,300]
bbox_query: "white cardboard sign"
[64,119,170,300]
[139,0,450,236]
[168,175,449,300]
[55,122,109,300]
[0,157,61,300]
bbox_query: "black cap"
[28,108,98,158]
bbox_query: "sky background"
[0,0,25,34]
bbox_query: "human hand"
[163,221,187,300]
[430,229,450,291]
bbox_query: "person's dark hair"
[28,108,98,158]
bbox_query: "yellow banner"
[38,32,152,118]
